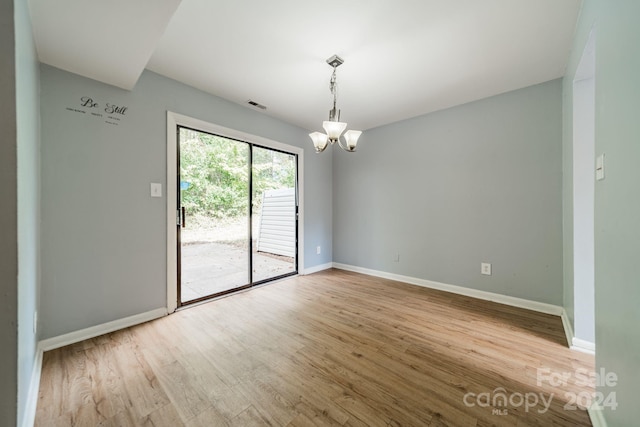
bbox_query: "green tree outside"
[179,129,295,226]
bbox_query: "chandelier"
[309,55,362,153]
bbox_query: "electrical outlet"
[316,246,321,255]
[33,311,38,334]
[393,252,400,262]
[481,263,492,276]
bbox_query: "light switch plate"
[150,183,162,197]
[596,154,605,181]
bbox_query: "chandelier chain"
[329,67,338,100]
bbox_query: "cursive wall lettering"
[105,103,127,115]
[80,97,99,108]
[68,95,130,126]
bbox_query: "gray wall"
[15,0,41,424]
[1,1,18,425]
[564,1,640,425]
[334,80,563,305]
[40,65,333,339]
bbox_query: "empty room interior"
[3,0,640,426]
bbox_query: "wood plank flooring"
[35,269,594,426]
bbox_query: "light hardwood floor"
[35,269,594,426]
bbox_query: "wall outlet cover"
[481,262,492,275]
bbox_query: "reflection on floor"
[180,241,295,302]
[36,270,595,426]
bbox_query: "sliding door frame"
[166,111,305,313]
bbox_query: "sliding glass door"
[252,147,297,283]
[177,126,297,306]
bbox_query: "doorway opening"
[571,29,596,353]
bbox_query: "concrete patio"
[180,240,295,302]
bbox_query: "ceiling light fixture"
[309,55,362,153]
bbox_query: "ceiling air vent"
[247,100,267,110]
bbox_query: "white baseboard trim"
[572,337,596,354]
[588,405,608,427]
[560,309,575,348]
[21,345,43,427]
[304,262,333,275]
[39,307,168,352]
[332,263,563,316]
[560,309,596,354]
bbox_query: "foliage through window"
[179,129,295,222]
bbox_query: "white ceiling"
[29,0,582,131]
[29,0,181,90]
